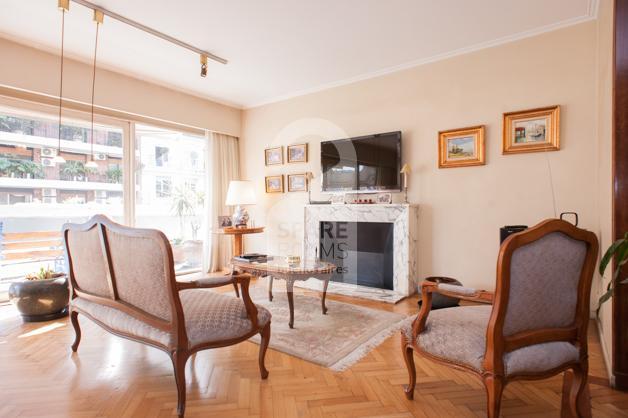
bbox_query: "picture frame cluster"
[439,105,560,168]
[264,143,309,193]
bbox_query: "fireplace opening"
[319,221,394,290]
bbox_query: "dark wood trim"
[613,0,628,390]
[403,219,599,416]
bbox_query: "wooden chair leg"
[259,322,271,379]
[232,282,240,298]
[484,375,505,418]
[402,336,416,400]
[70,310,81,352]
[171,350,190,418]
[561,363,591,418]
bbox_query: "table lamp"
[225,180,256,227]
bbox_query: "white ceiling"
[0,0,596,108]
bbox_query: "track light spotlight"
[200,55,208,77]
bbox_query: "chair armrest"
[432,282,493,304]
[409,280,494,339]
[176,275,236,290]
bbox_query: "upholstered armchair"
[402,219,598,418]
[62,215,271,418]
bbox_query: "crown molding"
[245,1,599,109]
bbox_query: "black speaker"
[500,225,528,244]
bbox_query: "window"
[189,151,199,168]
[0,105,125,287]
[0,101,211,301]
[135,124,207,273]
[184,179,197,192]
[155,176,172,198]
[155,146,169,167]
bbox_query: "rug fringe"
[328,315,415,372]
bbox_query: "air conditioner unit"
[41,157,55,167]
[95,190,107,199]
[42,188,57,197]
[94,153,107,161]
[41,147,57,157]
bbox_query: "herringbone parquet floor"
[1,282,627,417]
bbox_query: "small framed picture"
[287,173,308,192]
[287,143,308,163]
[503,106,560,154]
[265,175,284,193]
[265,146,283,166]
[217,215,232,228]
[376,193,392,204]
[438,125,486,168]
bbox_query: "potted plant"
[598,232,628,311]
[8,267,69,322]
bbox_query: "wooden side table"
[216,226,265,257]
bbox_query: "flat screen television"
[321,131,401,192]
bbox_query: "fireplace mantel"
[301,204,419,303]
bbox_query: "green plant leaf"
[597,287,614,313]
[599,238,628,276]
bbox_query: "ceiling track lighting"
[52,0,69,165]
[85,9,104,170]
[67,0,227,79]
[200,55,208,77]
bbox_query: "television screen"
[321,131,401,192]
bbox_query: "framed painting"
[217,215,232,228]
[438,125,485,168]
[502,106,560,154]
[287,143,308,163]
[287,173,308,192]
[265,175,284,193]
[265,146,283,166]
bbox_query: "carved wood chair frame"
[63,215,271,417]
[402,219,599,418]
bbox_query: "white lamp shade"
[225,180,256,206]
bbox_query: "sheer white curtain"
[205,132,240,272]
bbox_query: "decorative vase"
[8,276,70,322]
[232,205,249,227]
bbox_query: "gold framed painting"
[438,125,485,168]
[265,146,283,166]
[502,106,560,154]
[287,143,308,163]
[265,175,284,193]
[287,173,308,192]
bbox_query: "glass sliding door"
[0,104,126,283]
[134,124,207,273]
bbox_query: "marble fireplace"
[301,204,419,303]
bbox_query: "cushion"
[72,297,171,346]
[71,289,270,348]
[402,305,580,375]
[180,289,271,347]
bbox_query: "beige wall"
[595,0,614,380]
[0,37,241,136]
[241,22,602,293]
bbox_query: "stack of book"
[233,253,272,263]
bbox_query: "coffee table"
[231,257,336,328]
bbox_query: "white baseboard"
[596,317,615,386]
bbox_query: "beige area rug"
[247,284,412,371]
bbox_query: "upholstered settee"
[63,215,271,417]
